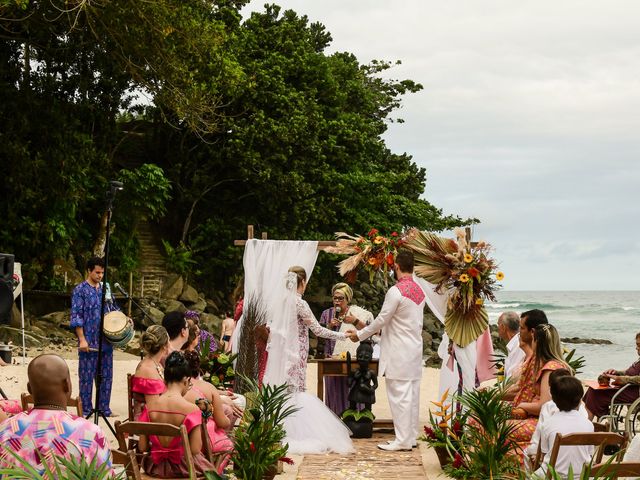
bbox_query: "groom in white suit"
[346,250,425,451]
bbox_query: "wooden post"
[247,225,254,239]
[128,271,133,317]
[261,232,268,240]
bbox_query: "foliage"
[420,389,466,460]
[199,337,238,389]
[405,227,503,347]
[205,378,298,480]
[327,229,405,284]
[564,348,587,376]
[0,0,473,294]
[341,408,375,422]
[0,447,125,479]
[445,384,521,479]
[162,240,199,278]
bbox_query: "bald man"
[0,354,113,475]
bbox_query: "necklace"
[33,403,66,411]
[152,359,164,379]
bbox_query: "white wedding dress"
[242,239,354,455]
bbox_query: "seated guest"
[0,354,113,475]
[510,323,570,444]
[132,325,170,420]
[182,350,232,468]
[180,333,243,429]
[497,311,525,380]
[138,351,216,476]
[583,332,640,420]
[182,319,200,352]
[534,375,594,478]
[503,309,548,401]
[163,311,190,353]
[526,369,589,466]
[185,310,218,354]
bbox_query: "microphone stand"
[86,180,122,437]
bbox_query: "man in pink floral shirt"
[0,354,113,475]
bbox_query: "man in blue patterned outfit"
[70,256,118,416]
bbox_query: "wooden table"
[314,358,393,429]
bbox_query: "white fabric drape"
[239,239,319,387]
[413,276,479,396]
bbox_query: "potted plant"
[206,378,298,480]
[0,449,124,479]
[443,384,521,479]
[341,408,375,439]
[420,389,465,468]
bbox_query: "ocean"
[488,291,640,379]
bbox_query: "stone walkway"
[296,433,427,479]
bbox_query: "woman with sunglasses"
[319,283,373,416]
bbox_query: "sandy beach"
[0,350,447,479]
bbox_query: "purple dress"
[319,307,350,416]
[583,360,640,418]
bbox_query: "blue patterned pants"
[78,350,113,416]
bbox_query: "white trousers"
[386,378,421,448]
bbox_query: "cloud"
[244,1,640,290]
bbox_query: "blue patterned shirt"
[70,281,118,352]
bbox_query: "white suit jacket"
[357,282,425,380]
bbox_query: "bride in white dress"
[263,265,354,455]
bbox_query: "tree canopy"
[0,1,471,293]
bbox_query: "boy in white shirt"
[526,369,589,465]
[534,375,594,478]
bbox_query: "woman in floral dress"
[510,324,570,444]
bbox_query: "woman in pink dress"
[139,351,215,477]
[131,325,170,420]
[510,324,570,444]
[182,350,233,469]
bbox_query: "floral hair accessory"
[184,310,200,320]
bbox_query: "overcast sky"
[244,1,640,290]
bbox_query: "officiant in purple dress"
[319,283,372,415]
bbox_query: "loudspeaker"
[0,253,14,321]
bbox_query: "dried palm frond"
[235,296,266,394]
[405,228,500,347]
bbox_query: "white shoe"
[378,441,412,451]
[386,439,418,448]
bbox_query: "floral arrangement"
[199,337,238,389]
[325,229,405,284]
[420,390,465,468]
[404,227,504,347]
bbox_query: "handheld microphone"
[334,306,342,321]
[113,282,129,298]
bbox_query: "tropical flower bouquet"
[420,390,466,468]
[326,229,405,284]
[199,337,238,389]
[404,227,504,347]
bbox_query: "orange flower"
[368,257,377,265]
[386,252,395,266]
[468,267,480,278]
[374,235,384,244]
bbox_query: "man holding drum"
[70,256,119,417]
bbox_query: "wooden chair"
[127,373,135,421]
[115,420,205,480]
[199,418,229,473]
[588,461,640,478]
[111,448,142,480]
[20,392,83,416]
[545,432,628,479]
